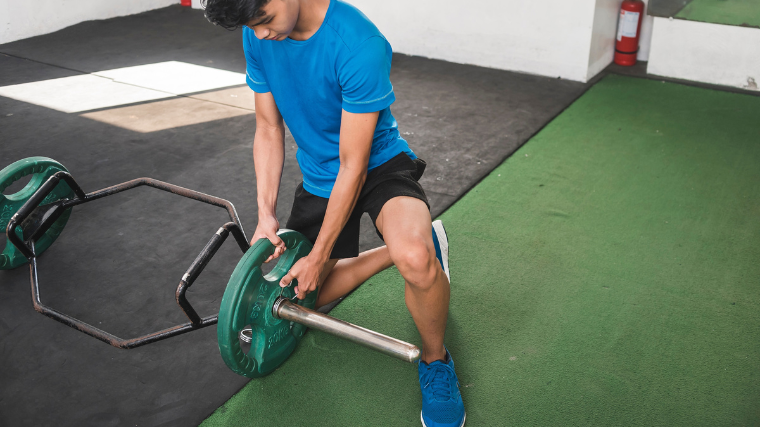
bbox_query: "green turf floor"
[676,0,760,28]
[202,75,760,426]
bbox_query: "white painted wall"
[351,0,656,82]
[587,0,623,81]
[637,0,655,61]
[648,17,760,91]
[0,0,179,45]
[350,0,609,82]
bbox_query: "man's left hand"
[280,254,325,300]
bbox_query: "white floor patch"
[0,61,246,113]
[93,61,245,96]
[0,74,170,113]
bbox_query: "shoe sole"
[421,411,466,427]
[432,220,450,282]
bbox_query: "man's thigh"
[374,196,434,254]
[319,259,339,285]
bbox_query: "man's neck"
[289,0,330,41]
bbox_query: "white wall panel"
[637,0,655,61]
[648,17,760,91]
[587,0,623,81]
[349,0,600,82]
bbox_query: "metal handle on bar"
[176,222,250,325]
[6,171,85,259]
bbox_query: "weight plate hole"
[2,174,33,196]
[260,259,275,276]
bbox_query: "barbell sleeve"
[272,297,421,363]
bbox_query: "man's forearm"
[310,110,377,261]
[311,165,366,261]
[253,126,285,217]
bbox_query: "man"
[202,0,465,425]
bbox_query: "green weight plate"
[0,157,75,270]
[217,230,317,378]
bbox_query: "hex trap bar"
[5,171,249,349]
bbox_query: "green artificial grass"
[676,0,760,28]
[202,75,760,426]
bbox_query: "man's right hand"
[250,215,286,263]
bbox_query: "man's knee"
[391,240,438,289]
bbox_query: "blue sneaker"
[432,220,450,282]
[418,348,466,427]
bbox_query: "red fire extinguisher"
[181,0,191,6]
[614,0,645,66]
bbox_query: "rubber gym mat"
[202,75,760,426]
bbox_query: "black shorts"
[285,152,429,259]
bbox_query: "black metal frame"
[6,171,250,349]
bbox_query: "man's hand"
[250,214,286,263]
[279,254,326,300]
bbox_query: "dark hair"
[201,0,271,30]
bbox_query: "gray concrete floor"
[0,5,588,426]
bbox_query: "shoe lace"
[422,364,453,401]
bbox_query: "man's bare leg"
[376,197,449,364]
[316,246,393,308]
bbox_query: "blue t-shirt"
[243,0,415,198]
